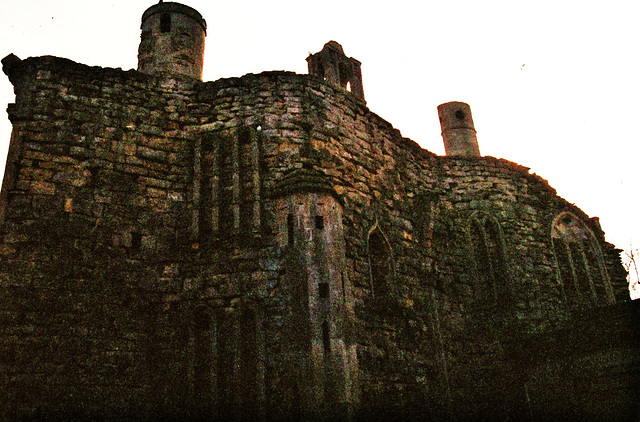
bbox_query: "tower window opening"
[315,215,325,230]
[319,282,330,299]
[338,63,351,90]
[160,13,171,33]
[238,127,251,145]
[322,320,331,353]
[131,231,142,251]
[318,64,327,81]
[455,110,466,120]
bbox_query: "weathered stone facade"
[1,2,637,420]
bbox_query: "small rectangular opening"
[315,215,324,230]
[322,320,331,353]
[287,213,294,245]
[131,232,142,251]
[160,13,172,33]
[319,282,329,299]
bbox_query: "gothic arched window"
[551,212,614,308]
[367,224,393,298]
[468,213,509,306]
[338,63,352,91]
[317,63,326,81]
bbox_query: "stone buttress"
[272,167,358,417]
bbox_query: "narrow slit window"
[238,127,251,145]
[339,63,351,89]
[160,13,171,33]
[369,230,392,297]
[319,282,329,299]
[318,64,326,81]
[131,232,142,251]
[287,213,294,245]
[322,320,331,353]
[315,215,324,230]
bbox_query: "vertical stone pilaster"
[211,136,220,233]
[231,132,240,234]
[191,135,202,240]
[250,131,261,233]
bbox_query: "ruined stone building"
[1,2,638,420]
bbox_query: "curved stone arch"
[466,212,510,304]
[550,211,615,308]
[366,220,396,298]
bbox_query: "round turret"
[137,2,207,80]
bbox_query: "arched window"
[321,320,331,353]
[551,212,614,308]
[338,63,351,90]
[367,224,393,297]
[468,214,509,305]
[317,63,326,81]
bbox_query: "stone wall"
[0,54,632,420]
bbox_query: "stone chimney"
[137,2,207,80]
[437,102,480,157]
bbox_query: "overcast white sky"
[1,0,638,296]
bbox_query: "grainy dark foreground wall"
[0,9,637,420]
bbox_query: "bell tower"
[137,1,207,80]
[307,41,365,103]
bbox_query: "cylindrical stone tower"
[137,2,207,80]
[437,101,481,157]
